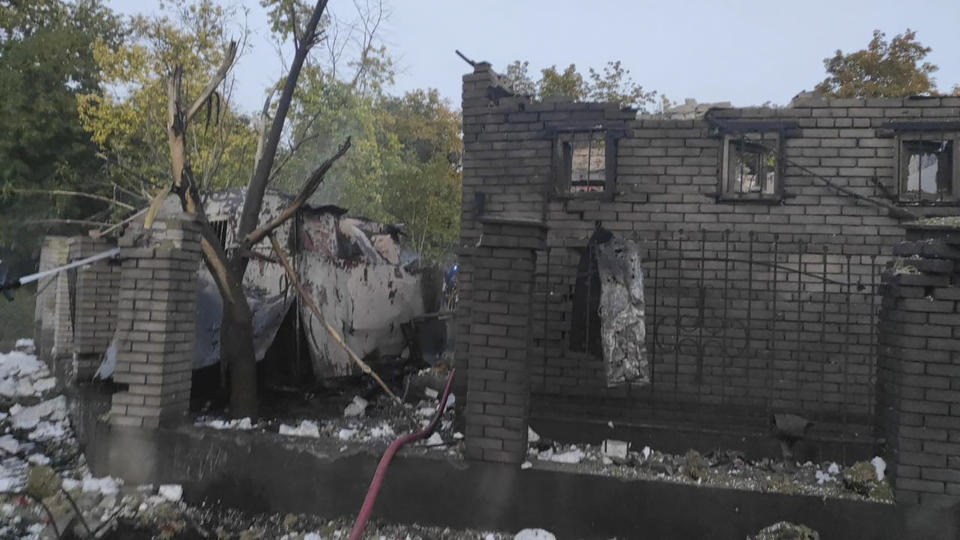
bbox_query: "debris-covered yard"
[0,341,499,539]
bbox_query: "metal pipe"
[349,368,456,540]
[1,248,120,300]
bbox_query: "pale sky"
[108,0,960,114]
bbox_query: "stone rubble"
[1,341,497,539]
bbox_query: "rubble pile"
[0,339,132,538]
[749,521,820,540]
[196,371,463,457]
[525,430,894,502]
[1,341,502,539]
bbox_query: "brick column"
[34,236,70,363]
[877,227,960,506]
[51,257,75,364]
[464,216,547,464]
[110,218,201,429]
[69,237,120,380]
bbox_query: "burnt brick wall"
[110,219,201,429]
[463,216,546,464]
[459,62,960,445]
[69,237,120,380]
[878,227,960,506]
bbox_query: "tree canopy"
[500,60,658,111]
[0,0,122,258]
[274,40,462,261]
[815,29,940,98]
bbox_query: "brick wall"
[878,226,960,506]
[51,264,74,362]
[459,62,960,447]
[463,216,546,463]
[69,237,120,380]
[34,236,69,362]
[109,218,201,429]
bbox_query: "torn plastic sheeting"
[193,276,293,370]
[595,235,647,386]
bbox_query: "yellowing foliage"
[77,0,256,194]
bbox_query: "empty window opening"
[901,140,954,201]
[722,135,779,198]
[559,131,608,194]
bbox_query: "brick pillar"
[51,252,76,364]
[464,216,547,464]
[110,218,201,429]
[878,227,960,506]
[454,61,500,412]
[34,236,70,363]
[70,237,120,380]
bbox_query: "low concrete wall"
[71,387,955,540]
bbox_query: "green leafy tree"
[539,64,588,100]
[0,0,122,259]
[501,59,658,110]
[815,29,939,98]
[276,42,462,260]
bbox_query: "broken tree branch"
[185,41,238,124]
[9,188,136,210]
[21,218,111,228]
[243,137,351,250]
[90,207,148,239]
[268,233,415,423]
[234,0,329,274]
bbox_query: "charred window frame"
[209,218,230,247]
[719,133,783,201]
[707,118,796,203]
[553,128,620,197]
[895,134,960,204]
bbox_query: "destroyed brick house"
[34,188,438,399]
[456,61,960,506]
[17,60,960,537]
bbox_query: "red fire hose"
[349,368,456,540]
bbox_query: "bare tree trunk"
[145,0,340,419]
[220,298,258,418]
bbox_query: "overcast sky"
[108,0,960,114]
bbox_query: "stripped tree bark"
[145,0,346,418]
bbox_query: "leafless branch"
[349,0,384,89]
[268,105,326,182]
[185,41,238,124]
[234,0,330,274]
[243,137,351,250]
[96,152,162,193]
[91,208,148,239]
[9,188,136,210]
[22,219,111,228]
